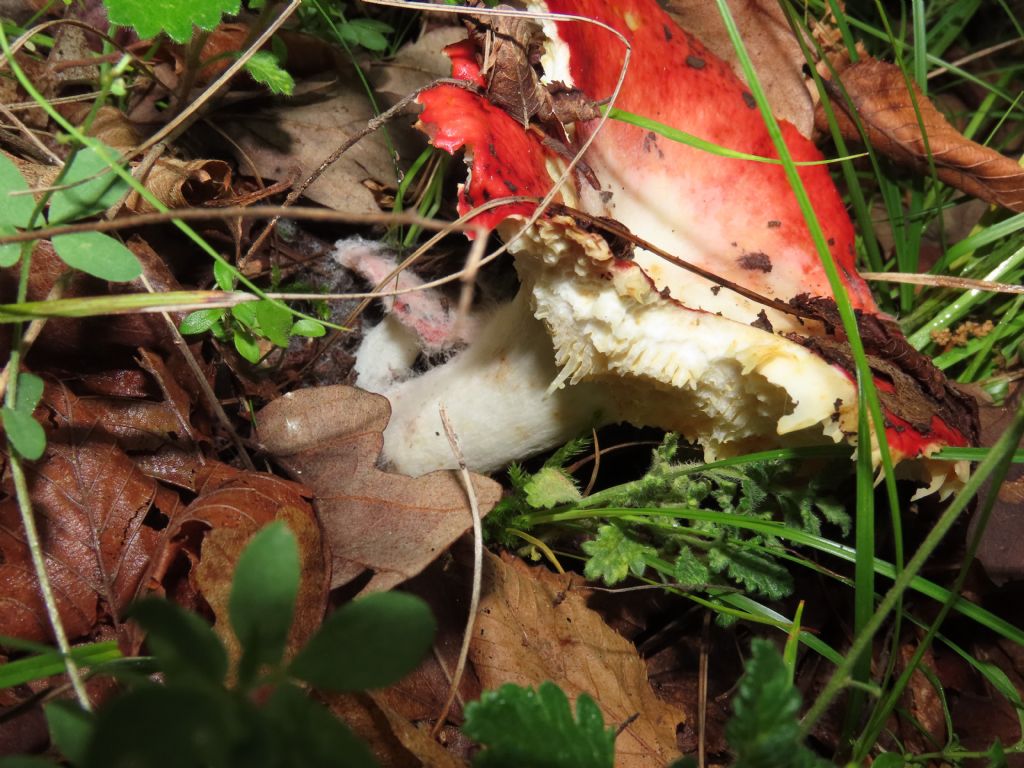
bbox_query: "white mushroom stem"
[374,289,612,477]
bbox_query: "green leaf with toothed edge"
[102,0,241,43]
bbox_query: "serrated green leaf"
[51,232,142,282]
[230,522,299,685]
[179,308,225,335]
[254,299,292,347]
[290,592,434,692]
[244,51,294,95]
[44,701,93,766]
[708,546,792,600]
[524,467,581,509]
[0,154,36,229]
[581,524,654,586]
[233,329,261,363]
[463,681,615,768]
[2,407,46,459]
[128,599,227,686]
[727,639,829,768]
[103,0,242,43]
[48,144,127,224]
[290,318,325,338]
[673,550,710,587]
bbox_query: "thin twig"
[7,455,92,711]
[0,103,63,166]
[137,274,255,470]
[432,404,484,739]
[698,611,710,768]
[582,428,601,497]
[861,271,1024,295]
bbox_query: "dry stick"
[432,404,484,740]
[861,271,1024,295]
[582,428,601,497]
[138,275,256,471]
[698,612,710,768]
[8,455,92,710]
[0,102,63,166]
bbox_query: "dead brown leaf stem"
[432,405,483,739]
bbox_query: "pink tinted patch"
[417,85,557,231]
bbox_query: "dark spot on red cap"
[827,237,835,246]
[710,285,721,295]
[742,92,756,109]
[686,55,706,69]
[600,190,613,203]
[504,179,518,193]
[642,131,663,158]
[663,24,673,41]
[660,286,671,299]
[487,141,497,157]
[767,220,781,229]
[738,252,772,272]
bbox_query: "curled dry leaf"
[665,0,814,137]
[468,552,686,767]
[255,385,501,592]
[819,56,1024,212]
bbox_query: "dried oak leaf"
[255,385,501,592]
[0,438,158,642]
[819,56,1024,212]
[469,552,686,768]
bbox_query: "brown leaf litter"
[819,55,1024,213]
[256,384,501,592]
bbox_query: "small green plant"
[179,261,326,363]
[491,435,850,601]
[0,522,436,768]
[103,0,241,44]
[463,682,616,768]
[463,640,829,768]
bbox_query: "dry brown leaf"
[255,385,501,592]
[470,552,686,768]
[193,503,329,664]
[819,56,1024,212]
[665,0,814,136]
[223,82,396,216]
[371,27,469,105]
[327,693,467,768]
[0,438,159,641]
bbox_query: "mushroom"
[350,0,976,494]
